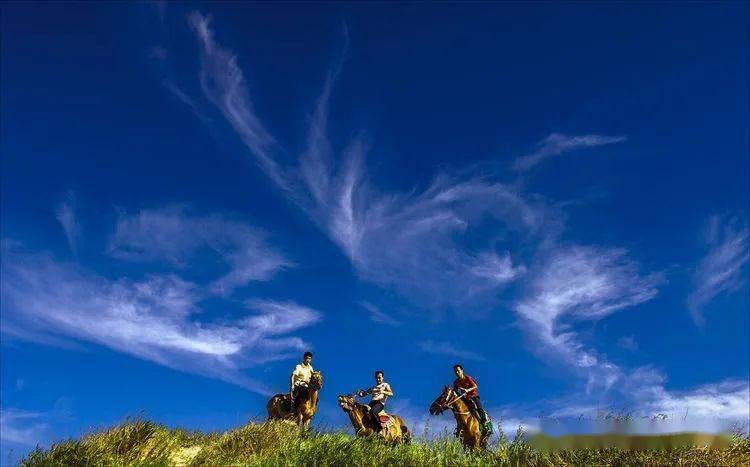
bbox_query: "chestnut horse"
[267,371,323,429]
[429,385,488,449]
[337,394,411,444]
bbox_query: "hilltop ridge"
[21,418,750,466]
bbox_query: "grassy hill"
[21,418,750,466]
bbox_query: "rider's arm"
[461,376,478,394]
[290,365,300,391]
[382,383,393,397]
[454,377,477,395]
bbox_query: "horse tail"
[267,394,284,421]
[266,396,276,420]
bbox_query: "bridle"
[435,387,471,416]
[309,372,323,390]
[338,395,370,416]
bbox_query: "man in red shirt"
[453,364,489,432]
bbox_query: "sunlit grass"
[21,417,750,466]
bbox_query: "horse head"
[429,385,454,415]
[310,371,323,390]
[337,394,357,412]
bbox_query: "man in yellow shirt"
[290,351,314,411]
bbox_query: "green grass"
[21,418,750,466]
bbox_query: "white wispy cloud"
[183,13,551,310]
[516,246,661,391]
[1,243,320,394]
[0,409,48,446]
[55,191,79,255]
[470,251,527,284]
[419,340,485,362]
[147,25,210,123]
[512,133,627,172]
[108,206,292,295]
[361,301,401,326]
[522,367,749,434]
[321,173,543,309]
[162,80,210,123]
[687,215,749,325]
[642,378,749,422]
[567,369,748,429]
[189,12,289,190]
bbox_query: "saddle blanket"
[378,414,394,426]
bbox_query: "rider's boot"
[479,412,492,434]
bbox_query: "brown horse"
[429,385,488,450]
[337,394,411,444]
[267,371,323,429]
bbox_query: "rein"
[439,389,471,416]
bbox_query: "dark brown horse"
[429,385,488,449]
[267,371,323,429]
[337,394,411,444]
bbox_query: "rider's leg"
[471,397,488,423]
[291,385,306,412]
[368,401,384,432]
[290,386,299,411]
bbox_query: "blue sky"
[1,1,748,461]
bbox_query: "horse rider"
[453,363,490,433]
[290,351,314,411]
[357,370,393,434]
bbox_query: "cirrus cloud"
[687,215,749,325]
[512,133,627,172]
[1,241,319,395]
[185,13,557,310]
[108,205,292,296]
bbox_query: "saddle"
[363,405,394,427]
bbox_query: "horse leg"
[400,425,411,444]
[463,431,471,450]
[473,429,484,450]
[299,411,308,431]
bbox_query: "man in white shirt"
[357,370,393,433]
[290,351,314,411]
